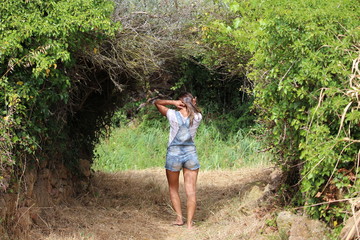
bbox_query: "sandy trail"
[28,167,278,240]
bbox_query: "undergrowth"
[93,108,272,171]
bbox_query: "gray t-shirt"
[166,109,202,146]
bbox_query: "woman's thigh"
[166,169,180,189]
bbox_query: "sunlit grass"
[93,121,273,172]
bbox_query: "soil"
[27,167,280,240]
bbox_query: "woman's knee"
[169,183,180,192]
[185,189,196,199]
[184,181,197,197]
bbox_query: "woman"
[154,92,202,229]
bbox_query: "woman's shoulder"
[166,109,176,119]
[167,109,175,114]
[194,112,203,121]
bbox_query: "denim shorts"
[165,145,200,172]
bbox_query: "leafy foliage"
[200,0,360,224]
[107,0,256,135]
[1,0,359,232]
[174,59,255,135]
[0,0,115,191]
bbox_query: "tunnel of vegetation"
[0,0,359,237]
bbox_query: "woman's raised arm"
[154,99,184,116]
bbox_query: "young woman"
[154,92,202,229]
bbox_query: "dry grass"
[28,167,280,240]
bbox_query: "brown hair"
[178,92,201,126]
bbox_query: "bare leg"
[183,168,199,229]
[166,169,184,225]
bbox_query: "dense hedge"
[200,0,360,223]
[0,0,116,191]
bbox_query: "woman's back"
[166,109,202,146]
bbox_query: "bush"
[201,0,360,223]
[0,0,116,191]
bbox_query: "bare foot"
[172,221,184,226]
[187,222,196,230]
[172,217,184,226]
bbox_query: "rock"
[79,159,91,177]
[40,168,50,179]
[277,211,294,235]
[340,210,360,240]
[58,179,68,187]
[29,208,40,224]
[290,221,312,240]
[24,198,35,207]
[0,224,5,236]
[50,187,59,197]
[276,211,329,240]
[63,185,74,199]
[50,176,58,187]
[263,168,283,201]
[242,185,264,208]
[0,198,6,220]
[24,168,37,198]
[269,168,282,190]
[56,164,68,179]
[16,207,32,232]
[39,159,48,168]
[33,178,51,207]
[4,194,17,214]
[78,180,90,192]
[264,168,283,192]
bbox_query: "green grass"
[93,121,273,172]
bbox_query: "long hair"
[178,92,201,126]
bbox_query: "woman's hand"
[192,97,197,106]
[173,100,185,109]
[154,99,185,116]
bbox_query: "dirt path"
[28,167,279,240]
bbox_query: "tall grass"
[93,120,273,172]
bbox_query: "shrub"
[201,0,360,223]
[0,0,115,191]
